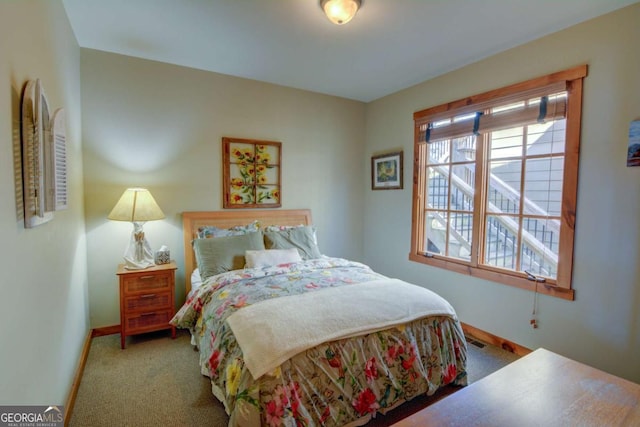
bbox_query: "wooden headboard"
[182,209,312,293]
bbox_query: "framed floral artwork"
[222,137,281,208]
[371,151,403,190]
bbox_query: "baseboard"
[461,322,532,357]
[64,329,92,427]
[92,324,120,337]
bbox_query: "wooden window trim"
[410,65,587,301]
[413,66,586,123]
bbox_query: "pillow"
[193,231,265,280]
[263,224,305,232]
[197,220,260,239]
[263,224,318,244]
[190,268,203,291]
[263,225,322,260]
[245,248,302,269]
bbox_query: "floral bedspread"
[171,257,468,427]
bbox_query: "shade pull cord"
[525,271,545,328]
[530,280,539,329]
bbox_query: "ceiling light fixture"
[320,0,362,25]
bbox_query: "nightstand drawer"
[122,272,171,294]
[124,309,173,332]
[124,292,171,312]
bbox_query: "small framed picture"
[371,151,403,190]
[627,120,640,167]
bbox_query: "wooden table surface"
[392,348,640,427]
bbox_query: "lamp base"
[123,222,155,270]
[123,259,155,270]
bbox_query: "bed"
[172,209,467,426]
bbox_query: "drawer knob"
[140,294,157,299]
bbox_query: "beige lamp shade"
[108,188,165,222]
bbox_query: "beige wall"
[364,3,640,382]
[80,50,366,328]
[0,1,88,405]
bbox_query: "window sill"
[408,252,575,301]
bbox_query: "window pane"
[450,164,474,211]
[453,113,476,123]
[425,211,447,255]
[230,162,255,184]
[483,215,519,270]
[527,119,566,155]
[447,213,473,261]
[257,144,279,165]
[427,166,448,209]
[428,140,449,164]
[520,217,559,279]
[492,100,525,114]
[257,185,280,204]
[487,160,521,214]
[432,118,451,128]
[257,164,278,184]
[490,127,524,159]
[523,157,564,216]
[452,135,476,162]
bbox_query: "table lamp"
[108,188,165,270]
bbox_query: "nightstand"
[116,261,177,349]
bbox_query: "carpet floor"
[69,329,519,426]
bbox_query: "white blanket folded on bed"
[226,278,457,379]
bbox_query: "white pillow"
[191,268,203,290]
[245,248,302,269]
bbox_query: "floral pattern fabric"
[228,142,280,206]
[171,257,468,426]
[197,220,260,239]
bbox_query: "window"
[410,66,587,300]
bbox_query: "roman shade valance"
[415,81,568,144]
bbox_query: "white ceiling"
[62,0,637,102]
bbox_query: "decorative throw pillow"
[193,231,265,280]
[245,248,302,269]
[197,220,260,239]
[263,224,318,244]
[263,225,322,260]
